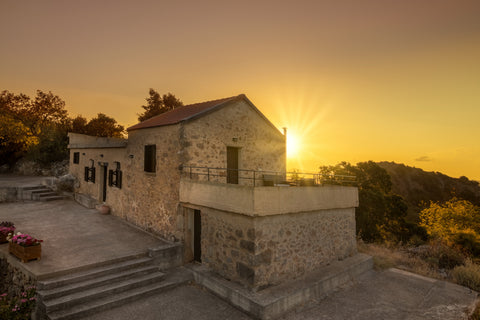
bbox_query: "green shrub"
[0,286,37,320]
[452,260,480,292]
[453,232,480,257]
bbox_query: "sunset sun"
[286,131,301,159]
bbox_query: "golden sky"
[1,0,480,179]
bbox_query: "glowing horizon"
[1,0,479,180]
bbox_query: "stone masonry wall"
[69,125,183,240]
[120,126,182,240]
[183,100,286,185]
[69,147,125,205]
[201,207,357,289]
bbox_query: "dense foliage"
[0,286,37,320]
[420,198,480,256]
[0,90,124,166]
[319,161,415,243]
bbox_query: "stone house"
[68,94,358,290]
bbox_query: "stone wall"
[120,126,182,240]
[69,127,183,240]
[0,257,36,299]
[199,206,357,289]
[183,99,286,185]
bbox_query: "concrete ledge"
[180,179,358,216]
[148,243,184,270]
[187,253,373,319]
[74,193,98,209]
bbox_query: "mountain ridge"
[377,161,480,220]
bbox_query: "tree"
[319,161,409,242]
[84,113,124,137]
[0,114,37,165]
[420,198,480,253]
[138,89,183,122]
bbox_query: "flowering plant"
[0,221,15,236]
[10,234,43,247]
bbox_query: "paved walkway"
[0,175,478,319]
[82,268,478,320]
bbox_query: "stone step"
[19,185,65,202]
[31,189,54,194]
[46,276,186,320]
[40,196,66,202]
[22,185,46,191]
[33,192,57,200]
[38,265,160,300]
[44,272,166,313]
[38,256,153,290]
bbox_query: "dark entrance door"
[193,209,201,262]
[101,164,108,202]
[227,147,239,184]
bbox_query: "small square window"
[73,152,80,164]
[144,145,156,173]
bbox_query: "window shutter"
[117,171,122,189]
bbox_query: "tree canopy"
[319,161,410,242]
[420,198,480,255]
[0,90,124,166]
[137,89,183,122]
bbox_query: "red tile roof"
[127,94,244,131]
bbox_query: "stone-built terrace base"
[187,253,373,320]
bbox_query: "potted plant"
[0,221,15,244]
[8,233,43,263]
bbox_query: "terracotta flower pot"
[98,205,110,215]
[9,242,42,263]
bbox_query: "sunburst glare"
[272,88,332,172]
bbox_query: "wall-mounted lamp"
[128,155,134,159]
[82,153,85,156]
[100,154,104,158]
[232,137,238,142]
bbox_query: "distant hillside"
[377,162,480,220]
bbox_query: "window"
[73,152,80,164]
[144,145,156,173]
[84,160,96,183]
[108,162,122,188]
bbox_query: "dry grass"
[452,260,480,292]
[357,241,444,280]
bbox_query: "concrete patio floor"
[0,198,167,279]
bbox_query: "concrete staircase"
[19,185,65,201]
[36,254,191,320]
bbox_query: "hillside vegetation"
[377,161,480,220]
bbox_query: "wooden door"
[227,147,239,184]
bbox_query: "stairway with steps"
[20,185,65,201]
[36,254,192,320]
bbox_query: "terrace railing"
[180,165,356,187]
